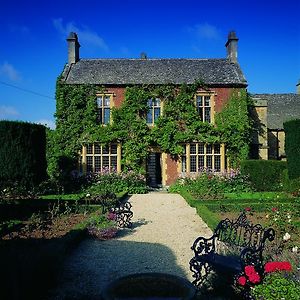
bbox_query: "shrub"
[251,272,300,300]
[0,121,47,190]
[169,169,252,200]
[240,160,287,191]
[284,119,300,180]
[84,170,148,195]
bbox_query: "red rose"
[272,207,278,212]
[237,276,247,286]
[245,265,261,283]
[245,207,251,211]
[265,261,292,273]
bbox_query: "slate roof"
[62,58,247,86]
[253,94,300,130]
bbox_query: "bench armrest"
[191,234,217,256]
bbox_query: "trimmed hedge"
[284,119,300,179]
[240,160,287,191]
[0,121,47,188]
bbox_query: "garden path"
[48,192,213,299]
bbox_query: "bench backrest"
[214,212,272,253]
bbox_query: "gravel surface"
[48,192,213,299]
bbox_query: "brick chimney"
[225,31,238,64]
[67,32,80,64]
[297,79,300,94]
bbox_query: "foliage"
[251,272,300,300]
[84,169,148,195]
[52,79,253,183]
[0,120,47,189]
[170,169,252,200]
[284,119,300,180]
[240,160,287,191]
[215,90,253,168]
[86,213,118,239]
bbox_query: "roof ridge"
[78,58,227,61]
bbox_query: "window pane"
[207,155,212,169]
[204,107,211,123]
[196,96,202,106]
[207,144,212,154]
[182,155,186,172]
[87,156,93,172]
[154,98,160,107]
[104,96,110,107]
[147,99,153,107]
[86,144,93,154]
[198,143,204,154]
[214,144,220,154]
[96,96,103,107]
[103,156,109,168]
[110,156,117,170]
[102,145,109,154]
[111,144,117,154]
[198,156,205,170]
[204,96,210,106]
[154,108,160,121]
[199,108,203,121]
[104,108,110,124]
[190,144,196,154]
[94,144,101,154]
[190,156,196,172]
[214,156,221,172]
[97,108,103,124]
[94,156,101,172]
[147,110,153,124]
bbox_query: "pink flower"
[237,276,247,286]
[245,207,251,212]
[272,207,278,212]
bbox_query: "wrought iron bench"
[94,194,133,228]
[190,212,275,295]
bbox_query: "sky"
[0,0,299,129]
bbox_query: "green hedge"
[0,121,47,188]
[240,160,287,191]
[284,119,300,179]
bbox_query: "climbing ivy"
[51,77,253,176]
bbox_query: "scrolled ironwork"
[110,201,133,228]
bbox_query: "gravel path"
[48,192,213,299]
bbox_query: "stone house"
[58,31,249,186]
[251,91,300,160]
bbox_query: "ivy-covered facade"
[55,31,251,187]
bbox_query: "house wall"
[93,85,238,186]
[268,130,286,160]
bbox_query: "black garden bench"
[93,194,133,228]
[190,212,275,297]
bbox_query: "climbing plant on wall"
[51,77,253,176]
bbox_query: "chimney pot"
[67,32,80,64]
[140,52,147,59]
[225,31,239,64]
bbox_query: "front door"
[147,152,162,187]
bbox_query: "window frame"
[146,98,162,126]
[81,143,121,173]
[181,142,225,174]
[195,92,215,124]
[96,93,113,125]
